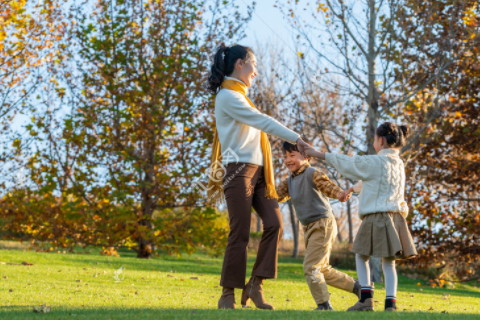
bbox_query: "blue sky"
[242,1,297,53]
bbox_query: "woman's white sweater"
[215,77,300,166]
[325,148,409,217]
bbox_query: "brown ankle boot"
[241,276,274,310]
[218,287,235,309]
[347,298,374,311]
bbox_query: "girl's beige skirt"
[352,212,417,259]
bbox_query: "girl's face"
[374,134,386,153]
[233,54,257,87]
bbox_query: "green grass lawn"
[0,244,479,319]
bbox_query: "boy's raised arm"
[276,178,290,203]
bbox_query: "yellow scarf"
[207,79,279,205]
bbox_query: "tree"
[0,0,254,258]
[0,0,69,124]
[278,0,477,281]
[390,0,480,280]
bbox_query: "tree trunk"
[137,217,155,258]
[336,217,343,242]
[347,197,353,244]
[367,0,382,281]
[366,0,380,155]
[137,143,156,258]
[288,200,299,258]
[256,212,262,232]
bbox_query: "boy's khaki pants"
[303,216,355,304]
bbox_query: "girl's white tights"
[355,254,371,287]
[355,254,397,297]
[382,257,397,297]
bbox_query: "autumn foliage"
[391,1,480,280]
[0,0,478,277]
[0,0,253,257]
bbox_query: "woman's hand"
[296,138,311,157]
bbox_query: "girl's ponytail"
[207,43,229,94]
[207,43,254,94]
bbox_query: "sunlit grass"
[0,244,479,319]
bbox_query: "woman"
[207,43,308,310]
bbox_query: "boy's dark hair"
[376,122,409,148]
[282,139,311,158]
[207,43,254,94]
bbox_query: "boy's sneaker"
[347,298,374,311]
[316,301,334,311]
[352,280,361,299]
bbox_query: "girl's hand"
[304,145,326,160]
[304,145,317,157]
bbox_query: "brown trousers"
[303,216,355,304]
[220,162,283,289]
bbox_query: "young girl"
[207,43,308,310]
[305,122,417,312]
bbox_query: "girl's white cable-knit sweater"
[325,148,409,217]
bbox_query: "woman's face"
[234,54,257,87]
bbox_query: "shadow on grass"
[0,306,478,320]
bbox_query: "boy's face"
[284,150,308,173]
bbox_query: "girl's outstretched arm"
[305,145,325,160]
[305,145,375,181]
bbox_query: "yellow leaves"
[462,4,478,27]
[10,0,27,12]
[317,3,328,13]
[100,246,119,257]
[12,138,21,148]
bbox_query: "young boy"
[277,141,360,310]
